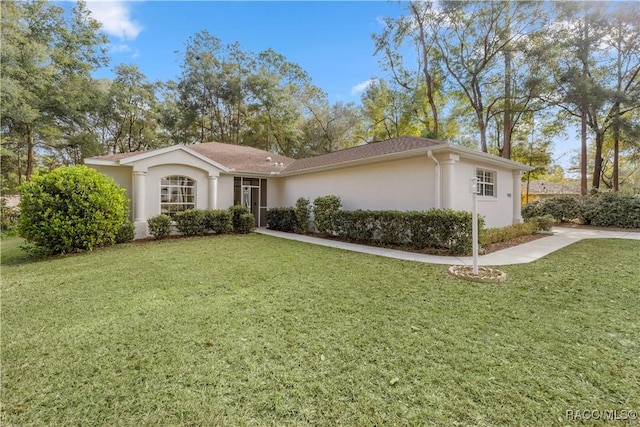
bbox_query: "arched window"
[161,176,196,216]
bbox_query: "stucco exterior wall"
[217,175,235,209]
[277,156,437,211]
[145,164,210,216]
[450,159,516,228]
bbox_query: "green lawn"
[1,234,639,426]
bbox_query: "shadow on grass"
[0,237,50,266]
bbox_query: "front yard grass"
[1,234,639,426]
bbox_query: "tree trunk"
[592,131,604,190]
[410,2,439,138]
[613,120,619,192]
[503,48,512,159]
[580,108,588,196]
[502,3,512,159]
[479,115,488,153]
[26,126,35,181]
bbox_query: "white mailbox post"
[469,177,479,275]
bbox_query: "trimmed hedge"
[149,209,237,238]
[267,207,297,232]
[236,213,255,234]
[204,209,233,234]
[312,195,341,235]
[294,197,311,233]
[174,209,207,236]
[116,220,135,243]
[18,165,128,254]
[481,222,537,246]
[148,214,172,239]
[523,193,640,228]
[229,205,252,233]
[330,208,481,255]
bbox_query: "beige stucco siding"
[450,160,516,228]
[217,174,235,208]
[277,156,437,211]
[145,164,210,216]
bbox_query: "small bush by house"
[174,209,207,236]
[229,205,252,233]
[204,209,233,234]
[267,207,297,232]
[236,213,255,234]
[116,220,135,243]
[294,197,311,234]
[148,214,172,239]
[312,195,341,235]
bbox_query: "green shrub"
[148,214,172,239]
[406,209,480,254]
[204,209,233,234]
[267,207,297,232]
[526,215,554,232]
[294,197,311,234]
[18,165,128,254]
[116,220,135,243]
[174,209,207,236]
[524,193,640,228]
[481,222,537,245]
[334,210,375,241]
[330,208,480,255]
[581,192,640,228]
[312,195,341,235]
[229,204,251,232]
[236,213,255,234]
[522,196,581,223]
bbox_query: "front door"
[242,185,260,227]
[235,177,267,227]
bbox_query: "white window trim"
[476,168,497,198]
[160,175,197,216]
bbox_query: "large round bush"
[19,165,128,254]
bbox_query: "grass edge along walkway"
[256,226,640,265]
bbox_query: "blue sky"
[70,1,580,169]
[80,1,406,103]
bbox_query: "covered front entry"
[233,177,267,227]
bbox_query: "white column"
[208,175,218,209]
[133,170,147,222]
[440,153,459,209]
[513,170,523,224]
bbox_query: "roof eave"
[280,147,437,176]
[434,144,536,172]
[84,158,123,167]
[103,145,233,173]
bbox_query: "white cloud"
[109,43,140,58]
[85,1,143,41]
[350,79,377,96]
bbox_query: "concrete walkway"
[255,226,639,266]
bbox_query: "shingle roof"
[89,142,295,174]
[88,136,478,175]
[523,180,581,195]
[283,136,441,173]
[188,142,294,173]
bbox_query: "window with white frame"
[476,169,496,197]
[161,176,196,216]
